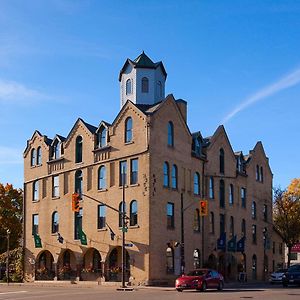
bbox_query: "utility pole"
[6,229,10,285]
[180,193,185,275]
[121,168,126,288]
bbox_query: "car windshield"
[288,265,300,272]
[187,270,207,276]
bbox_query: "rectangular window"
[241,187,246,208]
[220,213,225,234]
[252,224,257,244]
[32,214,39,235]
[74,208,83,240]
[130,158,138,185]
[209,177,214,199]
[167,202,174,229]
[97,205,106,229]
[33,180,39,201]
[229,184,234,205]
[52,175,59,197]
[119,161,127,186]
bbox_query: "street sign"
[124,243,133,247]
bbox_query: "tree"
[0,183,23,254]
[273,179,300,267]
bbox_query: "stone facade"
[23,53,284,285]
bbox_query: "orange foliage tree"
[0,183,23,254]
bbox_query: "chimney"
[176,99,187,123]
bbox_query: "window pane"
[171,165,177,189]
[75,136,83,163]
[119,161,127,186]
[33,181,39,201]
[125,117,132,143]
[130,200,138,226]
[168,122,174,146]
[32,214,39,235]
[98,166,106,189]
[163,162,169,187]
[53,175,59,197]
[167,203,174,228]
[98,205,106,229]
[130,159,138,185]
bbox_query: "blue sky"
[0,0,300,189]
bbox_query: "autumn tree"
[0,183,23,254]
[273,178,300,267]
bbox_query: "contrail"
[222,68,300,124]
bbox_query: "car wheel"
[201,281,207,292]
[176,288,183,292]
[218,281,224,291]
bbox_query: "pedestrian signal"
[200,200,208,216]
[72,193,80,212]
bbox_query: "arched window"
[209,212,215,233]
[229,216,234,237]
[252,254,257,280]
[53,140,61,159]
[163,162,169,187]
[98,166,106,190]
[157,81,162,97]
[260,166,264,182]
[75,170,83,197]
[31,149,36,166]
[141,77,149,93]
[126,79,132,95]
[252,224,257,244]
[119,202,126,227]
[166,246,174,274]
[98,127,107,148]
[256,165,260,181]
[193,209,200,232]
[125,117,133,143]
[51,211,59,234]
[241,219,246,237]
[219,148,225,174]
[36,147,42,165]
[167,121,174,147]
[251,201,257,219]
[75,136,83,163]
[92,250,101,272]
[209,177,214,199]
[229,184,234,205]
[171,164,178,189]
[194,172,200,195]
[193,249,201,269]
[130,200,138,226]
[33,180,39,201]
[219,179,225,208]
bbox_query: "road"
[0,284,299,300]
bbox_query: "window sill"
[97,228,107,232]
[119,185,129,189]
[171,188,178,192]
[124,141,134,145]
[193,230,201,234]
[32,200,40,203]
[193,193,201,197]
[52,196,60,200]
[51,233,58,236]
[129,183,139,187]
[98,188,108,193]
[75,161,84,166]
[167,145,174,149]
[167,227,175,230]
[129,225,139,229]
[163,185,170,189]
[47,157,64,164]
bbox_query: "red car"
[175,269,224,292]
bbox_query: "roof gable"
[23,130,52,156]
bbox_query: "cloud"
[222,67,300,124]
[0,146,22,165]
[0,79,48,104]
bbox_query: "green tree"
[0,183,23,254]
[273,179,300,267]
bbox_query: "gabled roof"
[51,134,66,146]
[135,102,162,115]
[119,51,167,81]
[96,120,111,132]
[23,130,52,156]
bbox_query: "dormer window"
[237,156,243,172]
[53,140,61,159]
[75,136,83,163]
[31,149,36,166]
[36,147,42,165]
[98,127,107,148]
[141,77,149,93]
[126,79,132,95]
[125,117,133,143]
[192,136,201,156]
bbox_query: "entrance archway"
[106,247,130,281]
[82,248,103,281]
[57,249,77,280]
[35,250,55,280]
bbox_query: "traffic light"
[72,193,80,212]
[199,200,208,216]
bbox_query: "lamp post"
[6,229,10,285]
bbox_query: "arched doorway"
[57,249,77,280]
[106,247,130,281]
[206,253,217,269]
[35,250,55,280]
[82,248,103,281]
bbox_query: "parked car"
[269,268,287,284]
[175,269,224,292]
[282,264,300,287]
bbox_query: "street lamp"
[6,229,10,285]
